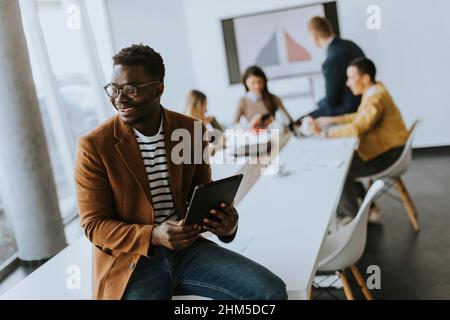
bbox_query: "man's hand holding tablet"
[203,202,238,237]
[183,174,243,241]
[150,219,200,251]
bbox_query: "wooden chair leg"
[338,270,354,300]
[308,286,313,300]
[350,265,373,300]
[394,177,420,231]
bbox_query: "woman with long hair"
[234,66,294,129]
[183,90,225,154]
[184,89,223,132]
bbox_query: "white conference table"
[1,134,357,300]
[210,135,357,299]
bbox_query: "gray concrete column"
[0,0,67,261]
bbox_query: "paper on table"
[304,160,344,169]
[297,138,347,152]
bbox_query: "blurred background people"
[312,58,409,223]
[184,89,224,132]
[183,89,225,153]
[302,16,365,120]
[234,65,294,131]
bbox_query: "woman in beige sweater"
[234,66,294,130]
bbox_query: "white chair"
[359,120,421,231]
[314,180,385,300]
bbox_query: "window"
[0,0,113,267]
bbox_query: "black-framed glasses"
[103,81,162,99]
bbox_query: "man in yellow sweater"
[311,57,409,222]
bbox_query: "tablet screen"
[184,174,243,225]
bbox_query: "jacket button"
[129,262,136,270]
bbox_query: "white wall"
[184,0,450,147]
[339,0,450,147]
[104,0,450,147]
[184,0,320,127]
[104,0,195,111]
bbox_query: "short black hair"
[112,44,165,82]
[349,57,376,82]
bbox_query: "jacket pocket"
[92,245,117,299]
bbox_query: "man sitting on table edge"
[74,44,288,300]
[308,57,409,224]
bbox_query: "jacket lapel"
[161,107,185,216]
[113,115,153,207]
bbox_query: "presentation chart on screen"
[222,2,339,83]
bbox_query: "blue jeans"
[122,238,288,300]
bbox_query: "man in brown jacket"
[311,57,408,222]
[74,44,287,300]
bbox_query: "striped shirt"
[133,120,178,224]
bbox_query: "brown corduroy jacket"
[74,107,212,299]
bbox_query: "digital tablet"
[184,174,243,225]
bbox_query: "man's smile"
[116,104,137,116]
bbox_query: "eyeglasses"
[103,81,162,99]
